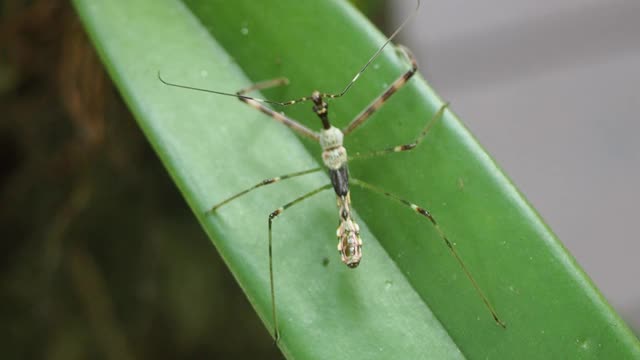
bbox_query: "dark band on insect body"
[329,166,350,196]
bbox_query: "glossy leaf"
[72,0,640,358]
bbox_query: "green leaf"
[72,0,640,358]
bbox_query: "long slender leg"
[235,77,290,95]
[236,78,320,141]
[205,167,323,214]
[268,184,333,341]
[349,103,448,161]
[342,45,418,136]
[350,178,506,328]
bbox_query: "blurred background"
[0,0,637,359]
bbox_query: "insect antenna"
[317,0,421,101]
[158,0,420,106]
[157,71,289,106]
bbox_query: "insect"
[159,0,504,341]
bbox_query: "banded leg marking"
[236,79,320,141]
[268,184,333,341]
[350,178,506,328]
[342,45,418,136]
[349,103,449,161]
[206,167,323,214]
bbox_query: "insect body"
[316,94,362,267]
[159,0,504,342]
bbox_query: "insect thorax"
[320,126,347,170]
[320,126,350,196]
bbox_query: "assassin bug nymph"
[158,0,505,341]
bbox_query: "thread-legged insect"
[158,0,505,341]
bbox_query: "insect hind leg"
[267,183,333,342]
[350,178,506,328]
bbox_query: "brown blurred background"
[0,0,390,359]
[0,0,329,358]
